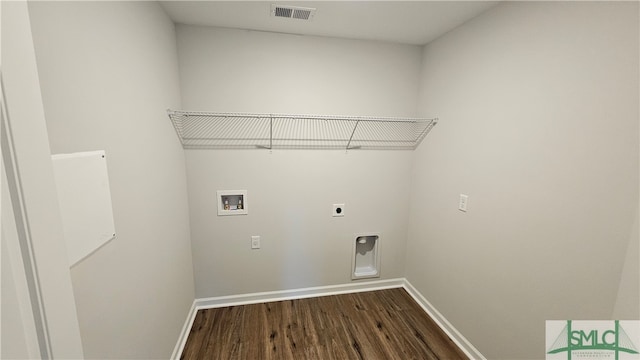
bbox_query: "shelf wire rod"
[203,115,226,145]
[308,118,314,147]
[220,116,237,146]
[252,115,271,149]
[415,119,430,137]
[252,116,266,143]
[361,120,403,148]
[352,119,365,146]
[244,116,262,146]
[245,116,268,148]
[325,119,333,147]
[407,121,423,147]
[403,121,414,140]
[186,115,204,140]
[363,120,379,147]
[187,115,216,143]
[321,118,329,148]
[258,116,270,146]
[182,115,198,144]
[360,119,374,146]
[333,121,340,148]
[229,115,251,146]
[180,114,194,139]
[318,118,325,146]
[375,120,388,142]
[337,119,350,147]
[398,121,415,144]
[227,115,245,144]
[294,117,302,146]
[304,117,308,140]
[200,114,218,139]
[300,117,306,146]
[309,118,314,147]
[176,115,185,142]
[374,120,386,141]
[237,116,250,144]
[410,121,420,140]
[386,120,402,141]
[389,120,406,142]
[330,117,345,147]
[188,114,213,140]
[274,116,281,147]
[169,115,185,146]
[415,120,430,142]
[275,116,284,147]
[198,115,219,142]
[238,117,255,146]
[312,118,318,144]
[269,116,273,149]
[286,116,293,146]
[172,110,429,123]
[414,118,437,147]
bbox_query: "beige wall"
[17,2,639,358]
[407,2,639,358]
[28,2,194,358]
[186,150,413,297]
[176,25,421,117]
[176,26,421,297]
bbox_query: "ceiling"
[160,1,499,45]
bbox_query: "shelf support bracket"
[346,120,360,150]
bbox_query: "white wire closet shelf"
[167,110,438,150]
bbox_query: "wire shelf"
[167,110,438,150]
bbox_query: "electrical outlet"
[459,194,468,212]
[333,204,345,217]
[251,236,260,249]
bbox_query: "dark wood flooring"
[180,288,468,360]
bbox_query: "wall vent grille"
[271,4,316,21]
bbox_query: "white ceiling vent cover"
[271,4,316,21]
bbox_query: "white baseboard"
[195,278,405,310]
[170,300,197,360]
[402,280,486,360]
[171,278,484,360]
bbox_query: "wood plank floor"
[181,288,467,359]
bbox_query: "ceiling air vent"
[271,4,316,21]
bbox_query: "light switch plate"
[459,194,468,212]
[251,235,260,249]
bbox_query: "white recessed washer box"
[217,190,248,216]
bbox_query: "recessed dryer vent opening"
[352,234,380,280]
